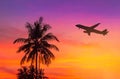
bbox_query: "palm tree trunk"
[39,54,40,72]
[36,53,38,79]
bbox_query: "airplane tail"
[102,29,108,35]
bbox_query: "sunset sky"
[0,0,120,79]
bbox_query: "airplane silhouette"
[75,23,108,36]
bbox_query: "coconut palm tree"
[38,69,48,79]
[17,65,35,79]
[28,65,35,79]
[17,66,29,79]
[14,17,59,79]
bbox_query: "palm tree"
[28,65,35,79]
[17,66,35,79]
[38,69,48,79]
[17,66,29,79]
[14,17,59,79]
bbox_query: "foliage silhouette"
[17,66,29,79]
[17,65,48,79]
[14,17,59,79]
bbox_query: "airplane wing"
[88,32,91,36]
[91,23,100,28]
[84,31,91,36]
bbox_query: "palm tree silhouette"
[17,66,29,79]
[28,65,35,79]
[38,69,48,79]
[17,65,48,79]
[14,17,59,79]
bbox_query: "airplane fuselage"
[81,26,103,33]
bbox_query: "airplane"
[75,23,108,36]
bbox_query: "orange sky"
[0,27,120,79]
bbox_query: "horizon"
[0,0,120,79]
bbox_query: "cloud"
[0,24,25,41]
[60,38,100,48]
[45,67,104,79]
[0,66,16,74]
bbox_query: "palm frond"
[17,43,32,53]
[31,54,35,65]
[43,55,51,66]
[33,21,42,38]
[20,53,28,65]
[13,38,27,44]
[43,48,55,59]
[39,47,55,65]
[42,41,59,51]
[41,24,51,34]
[41,33,59,42]
[27,48,36,62]
[43,24,51,31]
[39,17,43,24]
[49,44,59,51]
[26,22,33,32]
[25,22,33,38]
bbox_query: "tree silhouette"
[14,17,59,79]
[17,66,29,79]
[28,65,35,79]
[17,65,48,79]
[38,69,48,79]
